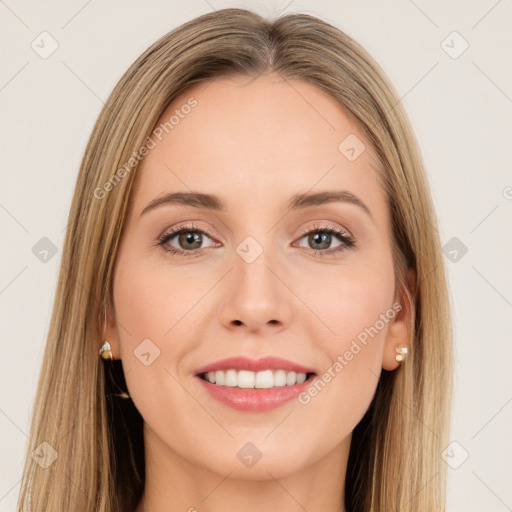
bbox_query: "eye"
[157,222,217,257]
[295,223,355,258]
[156,221,356,259]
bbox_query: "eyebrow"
[140,190,372,220]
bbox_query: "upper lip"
[194,356,317,376]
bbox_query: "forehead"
[129,73,386,222]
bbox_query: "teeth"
[203,369,310,388]
[235,370,253,388]
[225,369,237,387]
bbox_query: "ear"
[382,267,416,371]
[102,305,121,359]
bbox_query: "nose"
[218,246,293,334]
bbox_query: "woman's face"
[105,73,410,481]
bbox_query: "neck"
[133,424,350,512]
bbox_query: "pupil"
[181,232,201,249]
[311,232,330,249]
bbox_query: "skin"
[104,73,413,512]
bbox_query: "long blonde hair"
[17,8,453,512]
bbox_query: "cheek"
[294,258,395,406]
[345,280,393,359]
[112,253,200,398]
[114,251,207,346]
[297,260,395,350]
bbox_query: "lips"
[193,356,318,412]
[196,375,316,412]
[194,355,317,376]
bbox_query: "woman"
[17,7,453,512]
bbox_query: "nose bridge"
[219,232,291,331]
[235,235,280,305]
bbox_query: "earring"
[99,340,131,399]
[99,340,115,361]
[395,346,408,362]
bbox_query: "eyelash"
[156,221,356,259]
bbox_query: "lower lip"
[195,375,316,412]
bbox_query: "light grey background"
[1,1,511,511]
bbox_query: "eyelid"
[158,221,219,242]
[295,221,353,240]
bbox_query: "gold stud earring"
[395,346,408,362]
[99,340,115,361]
